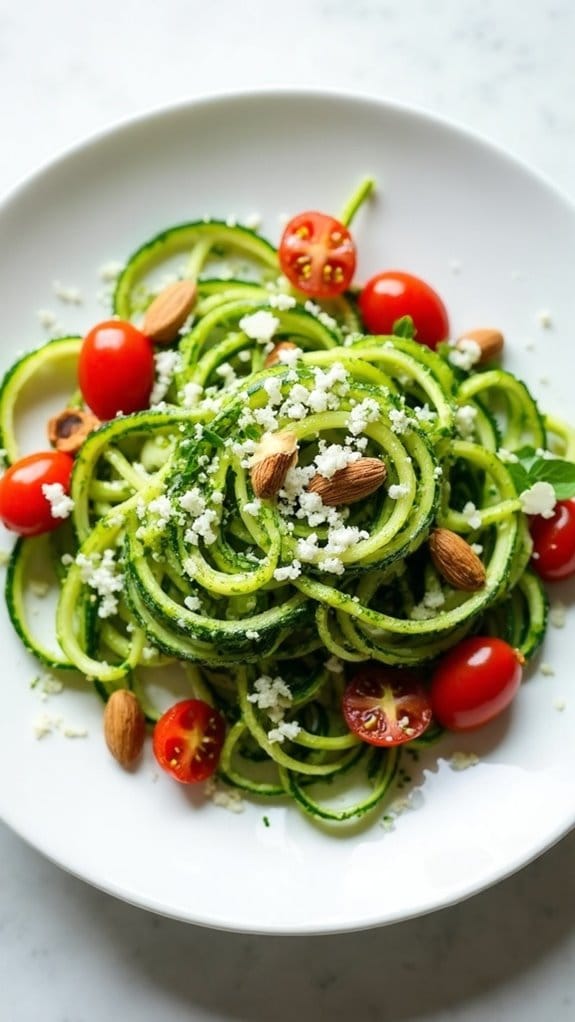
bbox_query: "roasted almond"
[48,408,100,454]
[103,689,146,769]
[142,279,197,343]
[250,431,298,499]
[429,528,486,591]
[308,458,386,506]
[456,328,504,365]
[264,341,298,368]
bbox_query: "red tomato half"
[153,699,226,783]
[278,211,356,298]
[529,499,575,581]
[0,451,74,536]
[78,319,154,420]
[343,665,432,746]
[431,637,523,732]
[359,270,449,349]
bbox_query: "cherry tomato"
[529,499,575,581]
[153,699,226,784]
[78,319,154,420]
[278,211,356,298]
[0,451,74,536]
[359,270,449,349]
[431,637,523,732]
[342,665,432,746]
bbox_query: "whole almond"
[429,528,486,591]
[142,279,197,343]
[456,328,504,365]
[264,341,299,368]
[250,431,298,499]
[104,689,146,768]
[48,407,100,454]
[308,458,386,506]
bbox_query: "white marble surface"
[0,0,574,1018]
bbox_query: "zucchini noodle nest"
[2,215,570,823]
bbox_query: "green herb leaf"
[505,463,531,494]
[392,315,415,339]
[530,458,575,499]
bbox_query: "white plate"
[0,90,574,935]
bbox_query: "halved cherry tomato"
[78,319,154,420]
[342,665,432,746]
[0,450,74,536]
[278,211,356,298]
[359,270,449,349]
[431,637,523,732]
[153,699,226,784]
[529,499,575,581]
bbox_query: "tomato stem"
[339,177,376,228]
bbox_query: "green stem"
[339,177,376,227]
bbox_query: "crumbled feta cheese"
[267,720,301,744]
[37,308,59,329]
[245,629,260,640]
[215,362,238,387]
[205,776,245,813]
[540,662,555,676]
[268,293,296,310]
[150,350,183,405]
[470,543,483,555]
[462,501,482,530]
[552,698,566,712]
[498,448,519,464]
[179,487,206,516]
[314,443,361,479]
[247,675,293,723]
[414,404,436,423]
[388,483,409,500]
[388,407,412,436]
[277,345,303,366]
[76,548,124,619]
[185,508,218,546]
[303,300,338,331]
[348,398,380,436]
[535,447,555,460]
[148,495,173,528]
[181,381,203,408]
[536,309,552,329]
[61,723,88,739]
[549,600,566,628]
[33,712,61,739]
[449,751,479,771]
[243,212,262,230]
[455,404,477,439]
[318,556,345,575]
[183,594,201,611]
[273,561,302,582]
[41,483,74,520]
[519,481,556,519]
[98,260,124,282]
[61,553,74,566]
[239,310,279,343]
[449,338,481,371]
[244,498,261,517]
[52,280,83,304]
[433,465,443,480]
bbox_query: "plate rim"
[0,86,574,934]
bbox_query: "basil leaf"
[505,463,531,494]
[393,315,415,339]
[530,458,575,499]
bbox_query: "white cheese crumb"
[205,776,245,813]
[470,543,483,555]
[98,260,124,282]
[33,712,61,739]
[61,553,74,566]
[498,448,519,464]
[549,600,566,628]
[455,404,477,439]
[181,382,203,408]
[239,310,279,343]
[267,720,301,744]
[247,675,293,723]
[449,338,481,371]
[540,662,555,676]
[273,561,302,582]
[449,751,479,771]
[184,595,201,611]
[414,404,436,424]
[268,293,297,311]
[52,280,83,304]
[433,465,443,480]
[37,308,59,329]
[245,629,261,641]
[76,548,124,619]
[61,724,88,739]
[150,350,182,406]
[388,483,409,500]
[462,501,482,530]
[244,498,262,517]
[348,398,380,436]
[243,212,262,230]
[41,482,74,520]
[552,698,566,712]
[388,407,412,436]
[536,309,553,329]
[519,481,556,519]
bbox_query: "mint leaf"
[505,463,531,494]
[513,445,538,471]
[530,458,575,499]
[393,315,415,339]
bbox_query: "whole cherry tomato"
[359,270,449,349]
[529,499,575,581]
[153,699,226,783]
[430,637,523,732]
[78,319,154,420]
[278,211,356,298]
[0,451,74,536]
[343,664,432,746]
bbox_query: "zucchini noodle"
[0,195,567,826]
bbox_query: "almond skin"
[456,328,504,365]
[104,690,146,769]
[308,458,387,506]
[264,341,298,368]
[142,280,197,343]
[48,408,100,454]
[250,431,298,499]
[429,528,486,591]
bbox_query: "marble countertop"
[1,1,574,1018]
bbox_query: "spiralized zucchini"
[1,208,566,825]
